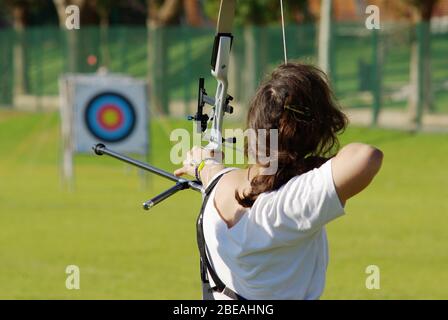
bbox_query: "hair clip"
[284,105,313,119]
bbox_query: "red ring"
[97,105,124,131]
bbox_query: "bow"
[93,0,237,210]
[189,0,236,152]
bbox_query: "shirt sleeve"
[246,159,345,242]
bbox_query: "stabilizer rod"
[142,182,187,210]
[93,144,203,210]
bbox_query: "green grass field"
[0,110,447,299]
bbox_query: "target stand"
[59,73,148,184]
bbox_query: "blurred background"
[0,0,447,299]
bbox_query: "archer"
[174,62,383,300]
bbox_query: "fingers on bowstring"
[174,167,187,177]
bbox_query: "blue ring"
[84,92,136,143]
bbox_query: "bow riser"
[208,35,232,151]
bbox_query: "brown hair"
[236,63,348,208]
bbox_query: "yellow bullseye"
[103,109,119,126]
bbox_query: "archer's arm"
[331,143,383,206]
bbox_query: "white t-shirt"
[202,159,345,300]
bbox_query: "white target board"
[59,73,148,181]
[61,74,148,154]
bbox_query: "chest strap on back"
[196,172,246,300]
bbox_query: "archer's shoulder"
[219,168,248,186]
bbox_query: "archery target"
[84,92,136,143]
[66,74,148,154]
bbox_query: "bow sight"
[188,77,235,143]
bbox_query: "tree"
[89,0,122,68]
[147,0,182,27]
[204,0,309,26]
[53,0,86,73]
[146,0,181,114]
[405,0,439,127]
[381,0,439,127]
[3,0,34,96]
[183,0,203,26]
[318,0,332,77]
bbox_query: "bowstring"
[280,0,288,64]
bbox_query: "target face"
[84,92,136,143]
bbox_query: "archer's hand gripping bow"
[93,0,236,210]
